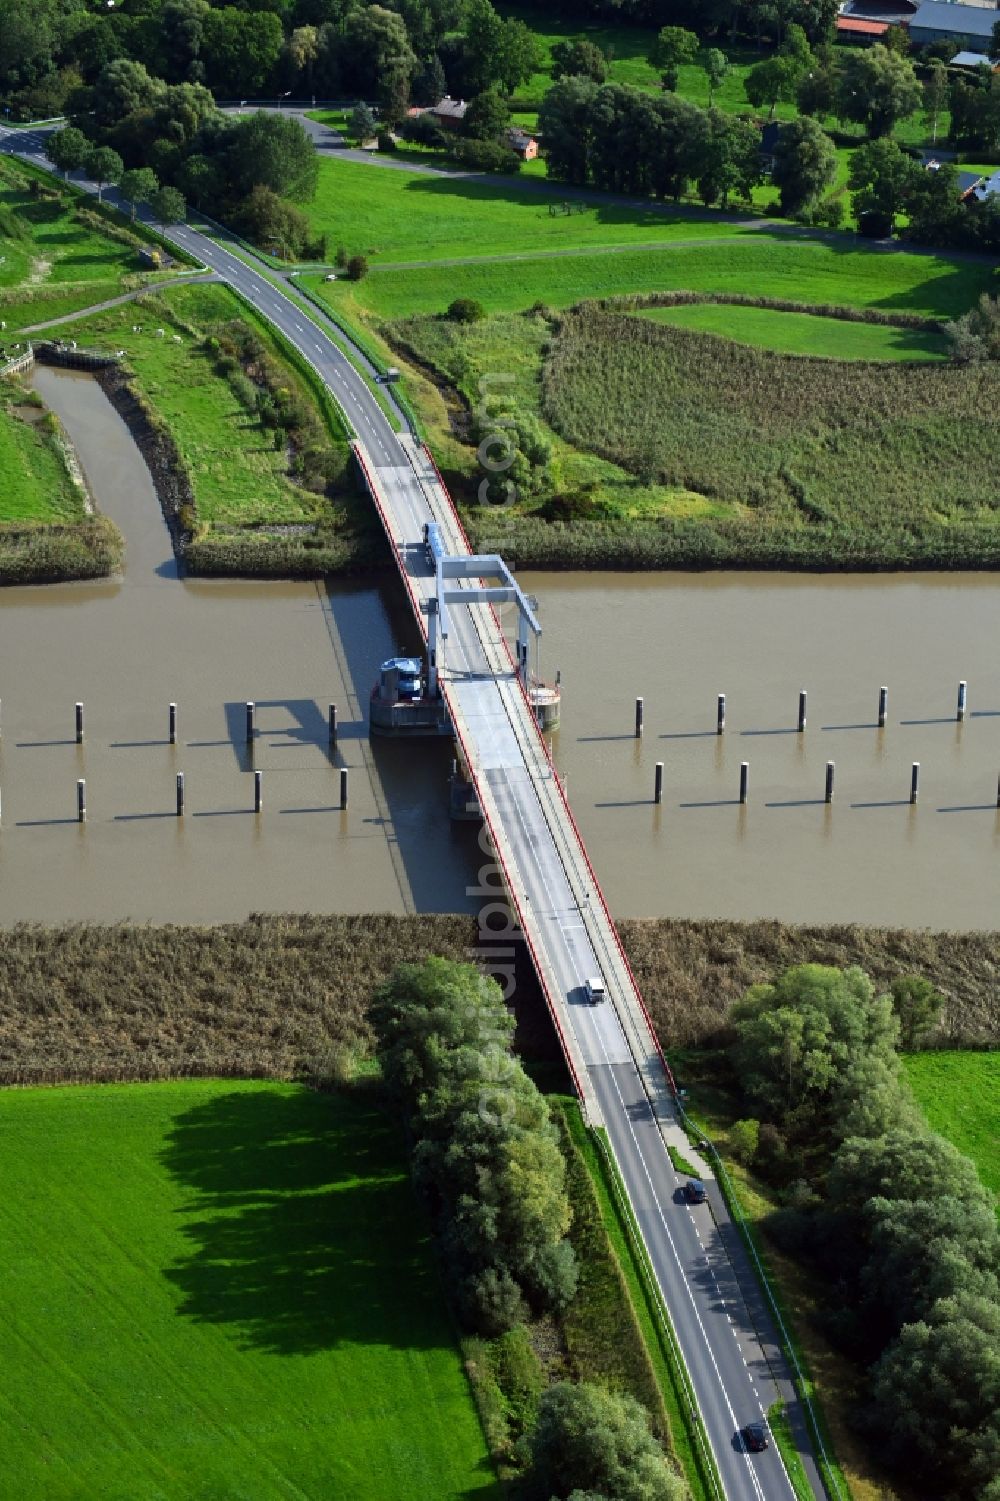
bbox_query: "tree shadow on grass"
[159,1086,450,1357]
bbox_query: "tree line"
[725,963,999,1501]
[373,957,689,1501]
[0,0,540,125]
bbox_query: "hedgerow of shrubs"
[725,963,1000,1501]
[374,957,578,1336]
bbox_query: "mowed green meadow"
[903,1051,1000,1204]
[0,1081,496,1501]
[314,233,997,323]
[307,154,750,264]
[636,301,948,361]
[0,388,84,521]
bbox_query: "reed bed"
[0,914,994,1085]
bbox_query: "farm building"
[836,0,917,39]
[506,127,538,160]
[909,1,999,48]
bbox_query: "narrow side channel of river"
[0,368,479,923]
[528,572,1000,930]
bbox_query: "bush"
[346,254,369,281]
[526,1382,687,1501]
[376,130,397,153]
[447,297,486,324]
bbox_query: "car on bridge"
[584,976,605,1004]
[684,1178,707,1204]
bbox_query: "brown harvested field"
[0,914,995,1084]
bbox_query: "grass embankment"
[0,1080,496,1501]
[903,1050,1000,1203]
[539,306,1000,567]
[1,915,995,1085]
[311,229,994,323]
[0,373,125,582]
[50,281,382,576]
[0,154,183,331]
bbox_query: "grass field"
[0,1080,496,1501]
[903,1050,1000,1203]
[307,155,750,265]
[543,308,1000,539]
[635,301,947,361]
[0,383,86,521]
[312,233,996,323]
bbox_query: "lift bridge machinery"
[370,522,560,809]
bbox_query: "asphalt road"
[1,124,828,1501]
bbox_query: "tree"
[704,48,729,108]
[45,126,89,179]
[346,253,368,280]
[870,1293,1000,1501]
[91,59,164,131]
[287,24,320,91]
[235,184,314,258]
[341,4,416,99]
[551,38,607,85]
[649,26,699,92]
[730,1119,760,1165]
[350,101,377,144]
[924,58,948,147]
[448,297,485,323]
[463,88,510,141]
[86,145,123,203]
[745,54,803,118]
[158,0,211,86]
[696,110,762,207]
[412,52,447,107]
[538,75,599,186]
[771,115,837,215]
[796,45,839,120]
[201,7,284,96]
[904,160,966,248]
[889,975,944,1049]
[848,137,920,229]
[527,1382,688,1501]
[463,0,539,95]
[119,166,158,221]
[837,44,922,138]
[150,185,186,223]
[729,963,900,1142]
[223,111,318,201]
[947,293,1000,363]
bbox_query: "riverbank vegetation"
[0,912,995,1087]
[0,377,125,582]
[47,281,382,577]
[0,1079,497,1501]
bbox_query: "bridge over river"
[1,121,829,1501]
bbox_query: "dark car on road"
[741,1421,768,1453]
[684,1178,707,1204]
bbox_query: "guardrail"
[591,1128,725,1501]
[0,343,34,378]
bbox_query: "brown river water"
[0,368,480,922]
[2,369,997,929]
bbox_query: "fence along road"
[1,125,825,1501]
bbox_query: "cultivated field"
[903,1050,1000,1202]
[0,1080,496,1501]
